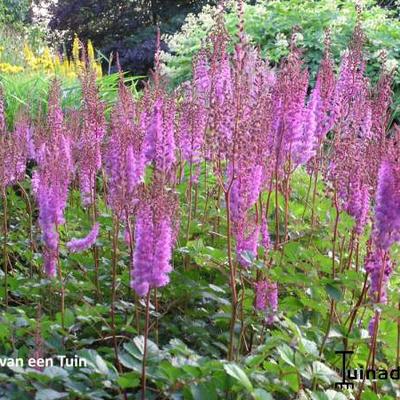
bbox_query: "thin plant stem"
[225,188,238,361]
[141,291,151,400]
[154,288,159,345]
[193,183,199,218]
[311,153,320,228]
[55,224,64,334]
[319,191,340,356]
[397,300,400,367]
[17,182,36,256]
[2,188,8,306]
[302,172,313,221]
[274,161,280,249]
[344,273,369,351]
[92,175,100,301]
[284,170,291,243]
[111,215,123,373]
[356,252,388,399]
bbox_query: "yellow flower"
[88,40,95,64]
[0,63,24,74]
[95,63,102,78]
[23,43,37,68]
[41,47,54,70]
[72,34,81,63]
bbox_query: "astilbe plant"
[128,29,179,300]
[1,4,400,397]
[105,75,145,218]
[131,179,178,297]
[0,121,28,191]
[75,58,106,207]
[0,92,29,191]
[324,17,373,236]
[255,279,278,325]
[204,9,276,266]
[177,51,210,184]
[272,33,310,170]
[32,80,73,277]
[0,94,28,306]
[363,149,400,367]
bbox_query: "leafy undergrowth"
[1,170,399,400]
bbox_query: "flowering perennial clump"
[0,4,399,370]
[32,81,72,277]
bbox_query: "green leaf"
[311,361,339,384]
[223,363,253,391]
[35,389,68,400]
[324,284,343,301]
[117,372,141,389]
[78,349,109,375]
[118,352,141,372]
[277,344,296,367]
[133,336,160,361]
[360,390,380,400]
[55,308,75,329]
[191,383,218,400]
[252,388,274,400]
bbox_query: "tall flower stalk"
[32,80,72,328]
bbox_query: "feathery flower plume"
[272,33,309,168]
[255,279,278,324]
[314,30,336,143]
[105,76,145,216]
[332,16,371,140]
[131,180,177,297]
[374,159,400,250]
[76,60,106,205]
[0,120,28,190]
[33,80,72,277]
[143,95,176,174]
[302,32,336,168]
[66,223,100,253]
[370,53,393,141]
[366,153,399,333]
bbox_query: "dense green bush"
[0,0,31,25]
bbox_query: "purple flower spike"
[67,223,100,253]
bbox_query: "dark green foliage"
[47,0,217,76]
[1,169,400,398]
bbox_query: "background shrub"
[162,0,400,119]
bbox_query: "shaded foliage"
[48,0,217,75]
[0,0,31,24]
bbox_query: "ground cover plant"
[0,1,400,399]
